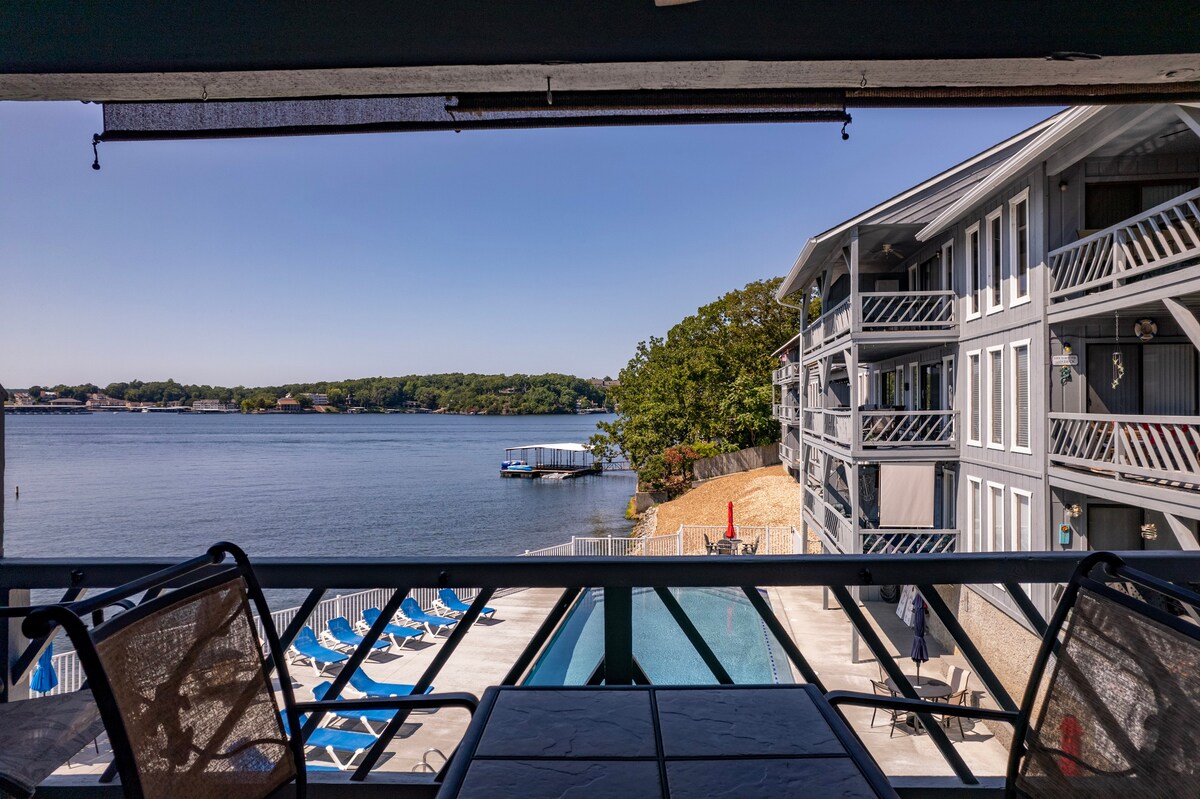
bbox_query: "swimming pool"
[524,587,793,685]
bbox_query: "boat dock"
[500,443,601,479]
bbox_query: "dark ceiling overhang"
[3,1,1200,105]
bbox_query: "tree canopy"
[32,374,610,415]
[594,278,801,484]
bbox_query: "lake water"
[2,412,634,559]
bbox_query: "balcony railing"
[802,409,956,451]
[1048,187,1200,302]
[801,291,956,356]
[860,529,959,555]
[859,290,955,330]
[861,410,956,448]
[772,402,800,422]
[772,362,801,384]
[1048,412,1200,489]
[6,551,1200,796]
[779,441,797,463]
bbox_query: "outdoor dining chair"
[829,551,1200,798]
[8,542,478,799]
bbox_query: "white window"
[1009,190,1030,305]
[967,351,982,447]
[987,347,1004,449]
[967,477,983,552]
[1011,340,1031,453]
[1011,489,1032,552]
[965,223,981,319]
[988,482,1005,551]
[986,208,1003,314]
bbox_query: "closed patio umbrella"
[910,593,929,683]
[31,644,59,695]
[726,501,735,539]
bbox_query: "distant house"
[9,391,34,406]
[305,393,329,406]
[276,396,302,413]
[192,399,237,412]
[48,397,83,407]
[86,393,127,410]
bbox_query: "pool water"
[524,587,794,685]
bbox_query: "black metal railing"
[4,551,1200,796]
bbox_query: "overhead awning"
[506,443,590,452]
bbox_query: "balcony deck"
[803,408,957,458]
[802,291,956,361]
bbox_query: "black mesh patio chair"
[9,542,478,799]
[828,551,1200,798]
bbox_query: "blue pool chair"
[398,597,458,637]
[323,616,390,657]
[359,607,425,649]
[312,681,397,736]
[435,588,496,619]
[347,667,434,699]
[281,712,378,771]
[289,626,350,676]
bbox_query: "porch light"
[1141,523,1158,541]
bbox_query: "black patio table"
[435,684,899,798]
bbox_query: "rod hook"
[91,134,101,171]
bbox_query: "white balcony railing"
[773,403,800,422]
[802,408,819,434]
[1049,412,1200,489]
[801,297,851,354]
[779,442,797,463]
[859,290,956,330]
[860,410,956,448]
[859,529,959,555]
[1049,187,1200,301]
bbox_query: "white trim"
[967,476,983,553]
[986,345,1005,451]
[908,361,919,410]
[895,365,905,408]
[1011,488,1033,552]
[966,349,982,448]
[965,222,982,321]
[985,207,1004,315]
[1008,188,1032,307]
[1010,339,1032,454]
[987,481,1006,552]
[940,238,954,296]
[907,262,919,291]
[942,468,956,532]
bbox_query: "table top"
[885,675,952,699]
[436,684,899,799]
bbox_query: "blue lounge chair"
[347,667,434,698]
[280,712,378,771]
[322,616,390,657]
[359,607,425,649]
[398,597,458,637]
[288,626,349,676]
[313,681,396,736]
[435,588,496,619]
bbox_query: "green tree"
[596,278,801,471]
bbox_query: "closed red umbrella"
[726,501,736,539]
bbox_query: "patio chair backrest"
[23,544,305,799]
[945,665,964,695]
[329,616,353,636]
[1008,554,1200,799]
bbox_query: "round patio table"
[885,676,951,700]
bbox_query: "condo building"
[774,104,1200,629]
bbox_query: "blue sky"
[0,102,1054,388]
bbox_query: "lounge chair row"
[287,591,496,676]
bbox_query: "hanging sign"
[1051,355,1078,366]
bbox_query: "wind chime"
[1112,313,1126,390]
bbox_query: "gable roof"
[776,111,1062,300]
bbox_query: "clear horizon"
[1,102,1055,387]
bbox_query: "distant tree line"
[24,374,611,415]
[592,278,802,491]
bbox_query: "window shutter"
[990,351,1003,445]
[1016,346,1030,448]
[970,355,981,442]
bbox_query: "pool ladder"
[413,748,447,774]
